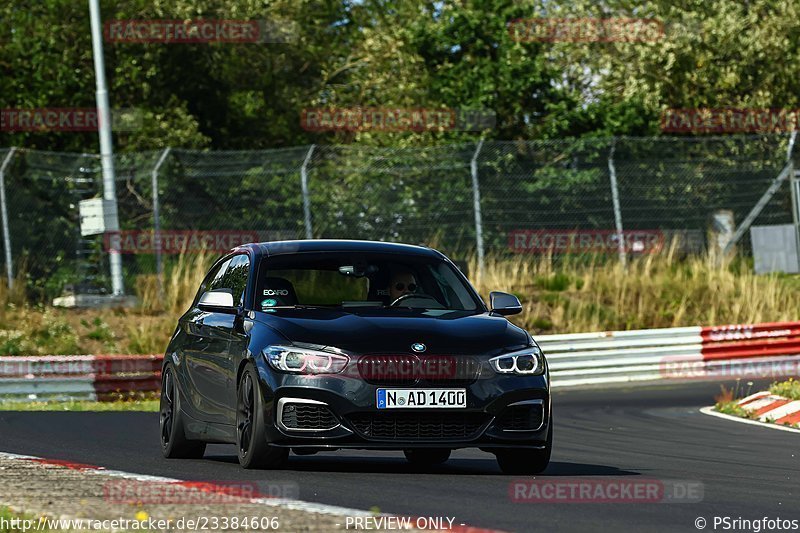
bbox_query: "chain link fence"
[0,134,796,301]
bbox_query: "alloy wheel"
[237,372,255,457]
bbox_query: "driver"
[388,269,418,302]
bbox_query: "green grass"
[714,400,756,419]
[0,399,159,412]
[0,507,46,533]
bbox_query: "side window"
[193,257,231,306]
[207,258,232,291]
[213,254,251,307]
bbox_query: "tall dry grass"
[0,260,30,328]
[470,242,800,334]
[2,244,799,355]
[126,251,213,353]
[0,260,28,310]
[135,250,213,315]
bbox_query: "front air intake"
[278,399,339,431]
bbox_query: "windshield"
[255,252,481,312]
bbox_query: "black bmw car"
[159,240,551,473]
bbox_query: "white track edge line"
[0,451,376,517]
[698,406,800,434]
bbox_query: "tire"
[495,417,552,475]
[403,448,451,466]
[236,364,289,469]
[160,364,207,459]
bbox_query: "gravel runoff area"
[0,454,428,532]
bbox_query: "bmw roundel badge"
[411,342,426,353]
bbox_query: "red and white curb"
[700,390,800,434]
[737,391,800,425]
[0,451,503,533]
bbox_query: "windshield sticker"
[261,298,278,308]
[263,289,289,296]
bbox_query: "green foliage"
[81,317,116,350]
[0,313,82,355]
[0,507,46,532]
[531,316,553,330]
[714,400,756,419]
[0,398,159,412]
[769,379,800,401]
[534,272,573,291]
[3,0,800,151]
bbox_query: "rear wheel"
[160,365,206,459]
[236,364,289,469]
[403,448,451,466]
[495,418,552,475]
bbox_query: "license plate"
[376,389,466,409]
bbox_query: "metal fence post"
[300,145,315,239]
[791,174,800,270]
[722,130,797,257]
[0,148,17,289]
[608,138,626,267]
[785,133,800,270]
[151,147,171,292]
[470,139,485,279]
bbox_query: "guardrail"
[1,320,800,401]
[0,355,161,401]
[540,320,800,388]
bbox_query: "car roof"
[236,239,443,259]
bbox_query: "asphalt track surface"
[1,379,797,532]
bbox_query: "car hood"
[253,308,530,355]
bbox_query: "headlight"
[489,347,544,375]
[264,345,349,375]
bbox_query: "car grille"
[357,354,482,385]
[347,412,488,440]
[280,403,339,431]
[496,403,544,431]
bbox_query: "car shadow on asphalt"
[203,453,639,477]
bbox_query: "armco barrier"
[2,321,800,400]
[541,320,800,387]
[0,355,161,401]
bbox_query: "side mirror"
[198,289,237,313]
[489,291,522,316]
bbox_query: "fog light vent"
[279,400,338,431]
[497,401,544,431]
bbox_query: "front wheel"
[160,364,206,459]
[236,364,289,469]
[495,418,552,475]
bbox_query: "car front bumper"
[255,364,550,450]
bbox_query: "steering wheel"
[390,293,444,308]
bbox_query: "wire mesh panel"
[3,149,102,299]
[163,147,308,234]
[309,143,477,255]
[478,138,616,256]
[113,150,169,287]
[0,134,796,301]
[613,135,793,252]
